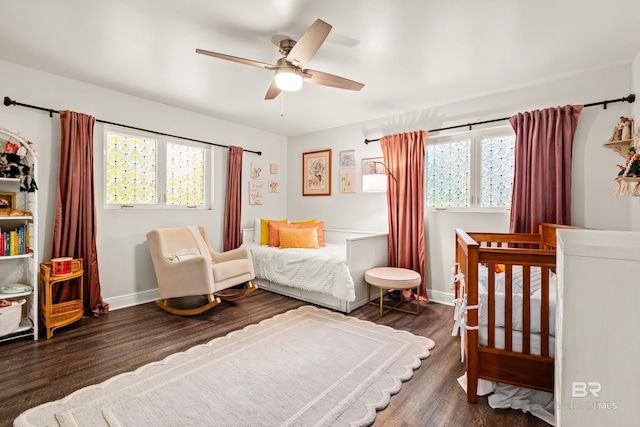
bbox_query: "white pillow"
[253,218,261,243]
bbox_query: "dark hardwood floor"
[0,290,549,427]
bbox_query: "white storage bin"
[0,299,26,336]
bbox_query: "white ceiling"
[2,0,640,137]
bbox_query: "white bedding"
[478,265,556,336]
[242,242,355,301]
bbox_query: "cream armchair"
[146,225,257,315]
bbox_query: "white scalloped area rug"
[15,306,435,427]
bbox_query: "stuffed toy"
[621,118,632,140]
[628,153,640,177]
[0,152,38,192]
[609,116,627,142]
[4,140,19,154]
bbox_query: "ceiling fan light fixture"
[197,19,364,100]
[274,67,303,92]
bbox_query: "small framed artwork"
[362,157,386,191]
[0,192,16,209]
[268,180,280,193]
[251,163,263,180]
[339,168,356,193]
[339,150,356,167]
[302,149,332,196]
[270,163,279,174]
[249,181,264,205]
[362,157,385,176]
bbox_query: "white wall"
[0,60,287,309]
[2,58,636,309]
[631,51,640,231]
[288,65,635,304]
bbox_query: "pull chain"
[281,92,285,117]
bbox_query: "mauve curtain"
[52,110,109,317]
[509,105,583,233]
[380,131,428,300]
[224,146,243,251]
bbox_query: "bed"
[452,223,574,403]
[241,227,388,313]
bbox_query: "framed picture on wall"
[339,150,356,167]
[251,163,263,179]
[361,157,386,192]
[302,149,332,196]
[339,168,356,193]
[0,192,16,209]
[362,157,385,176]
[249,181,264,205]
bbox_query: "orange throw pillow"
[268,221,325,247]
[260,218,287,245]
[279,227,319,249]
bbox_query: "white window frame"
[103,126,213,210]
[425,125,515,212]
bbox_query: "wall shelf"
[603,139,634,158]
[603,119,635,158]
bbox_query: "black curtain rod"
[3,96,262,155]
[364,93,636,144]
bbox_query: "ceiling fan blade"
[196,49,276,70]
[285,19,332,68]
[265,80,282,100]
[302,69,364,91]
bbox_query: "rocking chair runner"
[146,225,257,315]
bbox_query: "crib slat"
[522,265,531,355]
[541,267,550,358]
[488,263,495,349]
[504,265,512,352]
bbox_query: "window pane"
[106,133,157,204]
[426,140,471,207]
[480,135,515,207]
[166,142,205,206]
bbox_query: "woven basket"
[0,299,25,336]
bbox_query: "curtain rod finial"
[364,139,370,144]
[627,94,636,104]
[3,96,15,107]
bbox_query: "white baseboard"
[105,288,455,310]
[105,289,159,311]
[426,289,454,306]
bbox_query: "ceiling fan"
[196,19,364,100]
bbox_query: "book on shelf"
[0,224,30,256]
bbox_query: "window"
[105,129,210,208]
[425,130,515,208]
